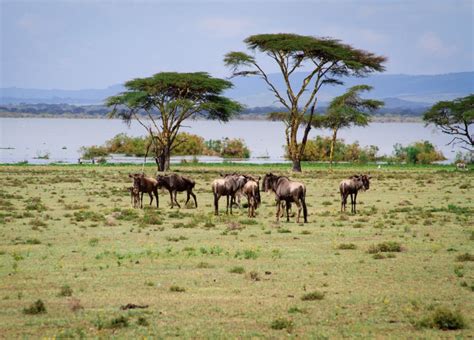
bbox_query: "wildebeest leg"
[295,200,302,223]
[247,195,251,217]
[349,193,354,213]
[148,192,154,206]
[154,188,159,208]
[185,191,190,205]
[169,190,174,208]
[174,191,181,208]
[341,193,345,212]
[226,195,229,214]
[353,191,358,214]
[279,201,285,218]
[286,200,291,222]
[214,192,220,215]
[140,192,144,209]
[190,190,197,208]
[276,198,281,222]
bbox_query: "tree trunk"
[329,128,338,170]
[292,157,302,172]
[155,146,171,172]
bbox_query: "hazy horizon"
[1,0,473,90]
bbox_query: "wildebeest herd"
[128,172,372,222]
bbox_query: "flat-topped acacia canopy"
[107,72,241,122]
[226,33,386,77]
[106,72,242,170]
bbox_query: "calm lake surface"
[0,118,462,164]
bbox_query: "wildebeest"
[212,173,249,215]
[129,173,159,208]
[242,176,261,217]
[156,173,197,208]
[262,173,308,223]
[128,186,140,208]
[339,174,371,214]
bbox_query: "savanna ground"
[0,163,472,338]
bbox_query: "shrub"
[142,211,163,225]
[417,307,467,330]
[337,243,357,250]
[173,132,207,156]
[58,285,73,297]
[205,138,250,158]
[73,210,104,222]
[137,317,149,326]
[107,315,129,329]
[432,307,466,330]
[235,249,259,260]
[23,300,46,315]
[116,208,139,221]
[456,253,474,262]
[25,197,46,212]
[249,271,261,281]
[392,141,445,164]
[229,266,245,274]
[301,291,325,301]
[288,306,307,314]
[368,241,402,254]
[296,136,378,163]
[25,238,41,245]
[196,262,213,269]
[79,145,109,159]
[81,132,223,159]
[169,285,186,292]
[270,318,293,330]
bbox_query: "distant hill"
[0,85,124,105]
[1,72,472,113]
[226,71,474,107]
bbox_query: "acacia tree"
[106,72,242,171]
[224,33,386,172]
[319,85,383,167]
[423,94,473,151]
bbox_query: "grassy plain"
[0,163,472,338]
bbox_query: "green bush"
[456,253,474,262]
[23,300,46,315]
[169,285,186,292]
[301,291,325,301]
[81,132,209,158]
[337,243,357,250]
[416,306,467,330]
[58,285,73,297]
[293,136,378,163]
[229,266,245,274]
[368,241,402,253]
[392,141,445,164]
[270,318,293,330]
[79,145,109,159]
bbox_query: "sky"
[1,0,473,90]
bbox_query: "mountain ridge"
[1,72,472,107]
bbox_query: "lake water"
[0,118,463,164]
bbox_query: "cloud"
[198,17,253,38]
[417,32,457,57]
